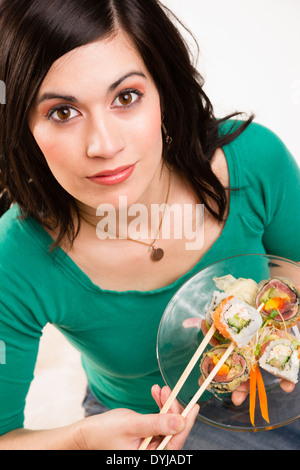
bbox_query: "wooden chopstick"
[156,342,235,450]
[156,303,265,450]
[140,302,264,450]
[138,323,216,450]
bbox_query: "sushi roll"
[205,291,230,343]
[256,278,300,329]
[200,345,250,393]
[259,338,299,384]
[212,296,263,348]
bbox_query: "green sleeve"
[227,121,300,262]
[0,293,43,435]
[0,210,46,435]
[259,128,300,261]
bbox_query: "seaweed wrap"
[200,345,250,393]
[212,296,263,347]
[256,278,300,329]
[259,338,299,383]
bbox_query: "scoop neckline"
[22,141,240,296]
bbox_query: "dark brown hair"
[0,0,253,246]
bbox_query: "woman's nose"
[86,115,125,159]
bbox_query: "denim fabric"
[82,387,111,417]
[82,387,300,450]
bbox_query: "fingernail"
[169,416,185,433]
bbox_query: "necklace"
[124,170,171,261]
[84,171,171,262]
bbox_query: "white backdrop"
[162,0,300,165]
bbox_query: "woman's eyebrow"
[108,71,147,93]
[37,93,78,105]
[37,71,147,106]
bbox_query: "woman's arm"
[0,387,199,450]
[0,425,80,450]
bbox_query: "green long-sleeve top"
[0,121,299,435]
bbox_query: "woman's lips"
[88,164,136,186]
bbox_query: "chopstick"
[138,323,216,450]
[140,302,265,450]
[156,303,265,450]
[156,342,235,450]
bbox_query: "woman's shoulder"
[223,119,293,158]
[0,204,46,268]
[222,119,298,178]
[0,204,24,246]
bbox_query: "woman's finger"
[182,318,203,328]
[160,385,183,414]
[164,403,199,451]
[231,380,249,405]
[151,384,163,410]
[279,379,295,393]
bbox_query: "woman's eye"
[112,90,142,108]
[48,106,79,122]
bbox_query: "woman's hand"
[73,385,199,450]
[150,384,199,450]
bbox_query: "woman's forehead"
[39,31,148,93]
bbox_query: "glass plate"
[157,254,300,432]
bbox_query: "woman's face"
[29,31,164,215]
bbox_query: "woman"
[0,0,299,450]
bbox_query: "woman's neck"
[77,163,172,240]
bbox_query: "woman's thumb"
[136,413,186,438]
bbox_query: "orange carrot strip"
[249,365,257,427]
[256,366,269,424]
[211,296,234,339]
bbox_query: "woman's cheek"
[30,122,60,159]
[31,123,81,168]
[132,109,163,156]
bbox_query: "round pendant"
[151,247,164,261]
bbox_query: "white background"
[162,0,300,165]
[24,1,300,430]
